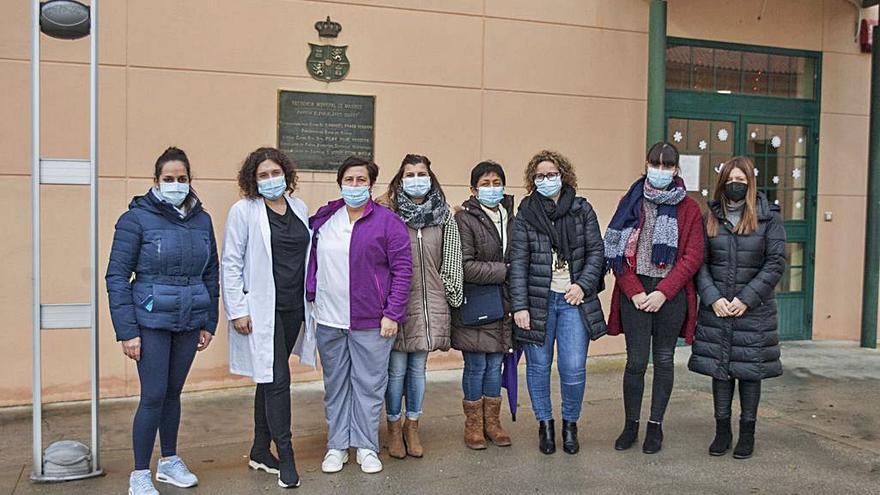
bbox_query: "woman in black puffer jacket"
[509,150,607,456]
[688,156,786,460]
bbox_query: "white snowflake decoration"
[715,163,724,173]
[795,201,802,209]
[699,140,708,151]
[798,137,804,144]
[771,135,782,149]
[750,131,758,139]
[701,189,709,197]
[792,168,802,180]
[774,199,780,205]
[717,128,729,142]
[673,131,683,143]
[772,176,780,184]
[754,168,760,177]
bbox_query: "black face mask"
[724,182,748,202]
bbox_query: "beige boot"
[387,419,406,459]
[463,399,487,450]
[483,396,512,446]
[403,418,424,457]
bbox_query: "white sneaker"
[356,449,382,474]
[321,449,349,473]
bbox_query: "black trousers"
[712,378,762,422]
[620,275,687,423]
[252,309,303,458]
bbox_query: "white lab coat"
[222,195,316,383]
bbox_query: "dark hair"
[237,147,298,199]
[336,156,379,186]
[470,160,506,188]
[524,150,577,194]
[383,154,445,212]
[154,146,191,179]
[646,141,680,168]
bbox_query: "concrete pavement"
[2,341,879,494]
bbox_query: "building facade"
[0,0,875,406]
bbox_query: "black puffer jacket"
[688,193,786,381]
[508,194,607,345]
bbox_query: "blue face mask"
[158,182,189,207]
[646,167,675,189]
[341,185,370,208]
[402,176,431,199]
[258,175,287,200]
[477,186,505,208]
[534,176,562,198]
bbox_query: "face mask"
[477,186,505,208]
[724,181,748,202]
[534,176,562,198]
[158,182,189,207]
[257,175,287,200]
[402,176,431,199]
[341,185,370,208]
[646,167,674,189]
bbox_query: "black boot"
[562,421,579,455]
[538,419,556,455]
[614,420,639,451]
[642,421,663,454]
[733,421,756,459]
[709,418,733,456]
[277,443,301,489]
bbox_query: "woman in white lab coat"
[222,147,315,490]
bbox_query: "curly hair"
[523,149,578,194]
[237,147,298,199]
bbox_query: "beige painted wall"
[0,0,872,406]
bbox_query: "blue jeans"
[385,350,428,421]
[462,352,504,401]
[524,291,589,422]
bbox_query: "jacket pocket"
[191,284,211,312]
[373,274,385,313]
[152,284,181,313]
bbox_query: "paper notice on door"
[679,154,701,191]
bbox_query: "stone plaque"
[277,90,375,171]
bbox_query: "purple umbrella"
[501,349,523,421]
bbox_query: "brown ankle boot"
[483,396,512,446]
[387,419,406,459]
[463,399,487,450]
[403,418,424,457]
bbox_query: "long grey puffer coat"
[688,192,787,381]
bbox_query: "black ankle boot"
[642,421,663,454]
[614,420,639,451]
[538,419,556,455]
[709,418,733,456]
[562,420,579,455]
[248,445,280,474]
[733,420,755,459]
[277,446,301,489]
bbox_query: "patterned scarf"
[604,176,686,274]
[395,186,449,230]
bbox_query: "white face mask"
[158,182,189,207]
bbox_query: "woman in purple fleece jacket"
[306,156,413,475]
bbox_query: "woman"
[222,147,314,488]
[452,160,515,450]
[307,156,412,475]
[605,142,704,455]
[379,154,463,459]
[106,147,219,495]
[688,156,786,459]
[509,150,607,456]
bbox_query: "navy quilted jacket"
[105,190,220,341]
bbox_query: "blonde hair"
[523,150,577,194]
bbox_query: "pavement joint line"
[767,415,880,456]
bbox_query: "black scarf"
[519,185,577,263]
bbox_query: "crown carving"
[315,16,341,38]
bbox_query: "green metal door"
[663,38,821,340]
